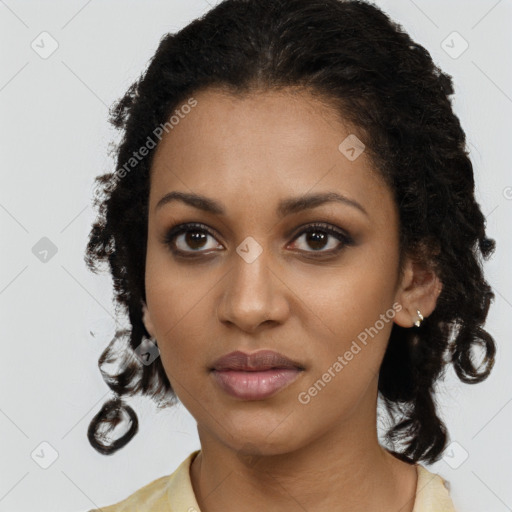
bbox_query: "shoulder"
[86,450,201,512]
[412,463,458,512]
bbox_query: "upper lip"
[211,350,305,371]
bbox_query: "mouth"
[210,350,305,400]
[210,349,305,372]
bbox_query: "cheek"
[291,284,396,428]
[145,256,211,369]
[291,243,398,336]
[289,244,399,386]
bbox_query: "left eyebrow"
[155,191,368,217]
[277,191,368,218]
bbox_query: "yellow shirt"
[88,450,457,512]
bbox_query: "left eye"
[288,223,352,253]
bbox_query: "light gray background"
[0,1,510,511]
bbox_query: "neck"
[189,385,418,512]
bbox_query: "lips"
[210,350,305,400]
[211,350,305,372]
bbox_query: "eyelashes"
[162,222,354,259]
[163,222,223,257]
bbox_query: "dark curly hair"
[85,0,496,464]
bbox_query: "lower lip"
[211,368,303,400]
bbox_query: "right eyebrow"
[155,191,224,215]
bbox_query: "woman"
[85,0,496,510]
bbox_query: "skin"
[142,87,443,512]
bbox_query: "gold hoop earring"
[413,309,424,327]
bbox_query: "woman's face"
[143,87,415,455]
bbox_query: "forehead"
[148,87,394,222]
[152,86,359,163]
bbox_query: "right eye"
[163,222,224,256]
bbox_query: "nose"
[216,246,290,333]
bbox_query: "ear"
[141,300,157,339]
[393,254,443,328]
